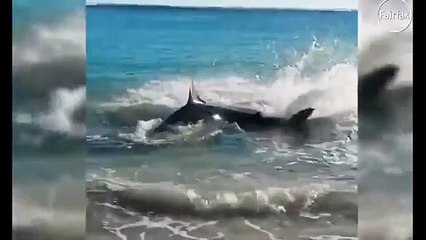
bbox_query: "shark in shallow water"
[153,82,315,134]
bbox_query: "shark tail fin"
[288,108,315,127]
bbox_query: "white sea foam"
[13,11,85,66]
[35,86,86,136]
[105,63,357,120]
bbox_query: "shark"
[153,82,315,134]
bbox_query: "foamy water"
[85,6,358,240]
[102,62,357,119]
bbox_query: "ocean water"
[86,6,358,240]
[12,1,86,239]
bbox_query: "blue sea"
[86,5,359,240]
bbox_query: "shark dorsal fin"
[187,87,195,105]
[188,80,206,104]
[288,107,315,127]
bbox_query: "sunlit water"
[86,6,358,240]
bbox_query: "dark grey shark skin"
[358,64,413,137]
[154,88,315,134]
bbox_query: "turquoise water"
[87,6,357,99]
[86,6,358,240]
